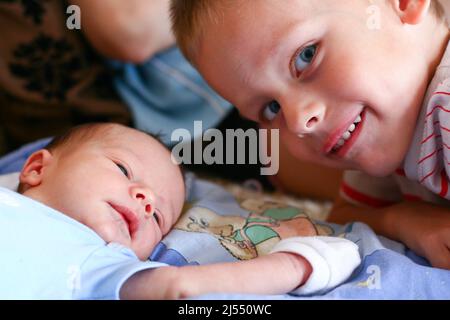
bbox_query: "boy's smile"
[326,109,365,157]
[195,0,449,177]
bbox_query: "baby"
[170,0,450,269]
[0,123,359,299]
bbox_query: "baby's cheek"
[140,222,160,245]
[138,224,161,258]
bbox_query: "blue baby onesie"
[0,187,166,299]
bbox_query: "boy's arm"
[69,0,174,62]
[329,196,450,269]
[120,252,311,300]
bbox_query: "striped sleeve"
[340,170,403,208]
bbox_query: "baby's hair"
[44,122,113,153]
[17,123,109,193]
[17,123,116,193]
[170,0,447,63]
[46,123,169,154]
[18,123,186,194]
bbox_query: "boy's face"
[196,0,435,176]
[25,126,185,261]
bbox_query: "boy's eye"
[294,44,317,75]
[262,100,281,122]
[116,163,129,178]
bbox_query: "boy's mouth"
[325,109,365,157]
[108,202,140,238]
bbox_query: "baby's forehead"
[87,125,157,149]
[98,129,182,180]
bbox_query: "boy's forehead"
[199,0,324,63]
[196,2,312,96]
[196,0,363,99]
[201,0,358,44]
[221,0,319,23]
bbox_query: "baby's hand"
[270,236,361,295]
[392,204,450,269]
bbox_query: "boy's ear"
[19,149,54,188]
[393,0,431,25]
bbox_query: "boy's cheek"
[282,138,316,162]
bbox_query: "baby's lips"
[109,202,140,237]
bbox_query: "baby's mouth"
[108,202,140,238]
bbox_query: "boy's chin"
[360,159,402,177]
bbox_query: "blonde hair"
[171,0,447,62]
[170,0,224,63]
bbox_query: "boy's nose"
[131,186,154,217]
[283,101,326,137]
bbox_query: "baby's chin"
[130,242,155,261]
[135,249,153,261]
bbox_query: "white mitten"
[269,236,361,295]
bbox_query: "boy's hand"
[69,0,174,62]
[330,196,450,270]
[388,203,450,270]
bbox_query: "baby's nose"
[132,188,154,217]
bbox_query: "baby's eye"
[294,44,317,75]
[116,163,129,178]
[262,100,281,122]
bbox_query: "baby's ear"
[19,149,54,188]
[393,0,431,24]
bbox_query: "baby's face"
[32,126,185,260]
[195,0,440,176]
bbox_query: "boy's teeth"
[348,123,356,133]
[342,131,351,140]
[332,112,363,153]
[341,114,362,141]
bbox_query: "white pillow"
[0,172,20,191]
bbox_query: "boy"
[0,123,360,299]
[170,0,450,269]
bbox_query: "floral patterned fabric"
[0,0,131,154]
